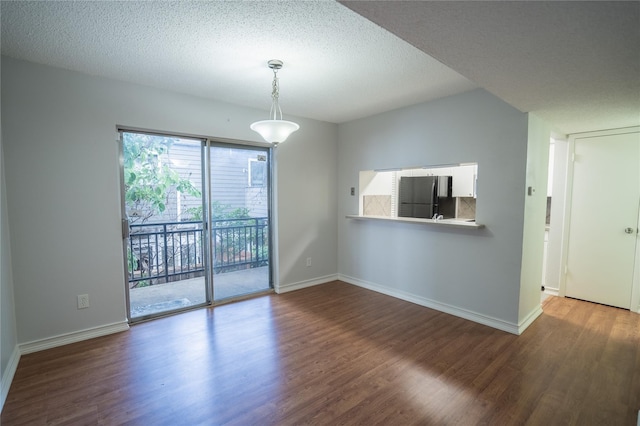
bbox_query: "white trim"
[518,305,544,335]
[557,135,575,298]
[275,274,338,294]
[545,138,569,296]
[633,182,640,313]
[568,126,640,139]
[19,321,129,355]
[543,287,559,297]
[0,345,20,412]
[338,274,536,335]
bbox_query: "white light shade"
[250,119,300,144]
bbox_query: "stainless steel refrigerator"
[398,176,452,219]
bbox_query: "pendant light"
[250,60,300,144]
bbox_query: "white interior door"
[565,131,639,309]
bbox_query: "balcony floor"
[129,266,270,318]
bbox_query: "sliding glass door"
[120,131,272,321]
[208,144,272,301]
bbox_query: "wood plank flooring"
[2,281,640,425]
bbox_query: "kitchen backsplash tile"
[363,195,392,217]
[457,197,476,219]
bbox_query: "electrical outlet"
[77,294,90,309]
[306,257,312,267]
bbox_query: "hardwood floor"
[2,281,639,425]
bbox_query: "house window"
[248,156,267,187]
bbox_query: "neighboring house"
[208,146,269,220]
[129,139,268,224]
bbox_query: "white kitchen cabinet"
[452,164,476,197]
[415,167,452,177]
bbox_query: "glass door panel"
[121,131,209,321]
[209,144,271,301]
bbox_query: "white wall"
[518,114,551,325]
[337,89,532,329]
[1,57,338,344]
[545,138,569,293]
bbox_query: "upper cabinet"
[452,164,477,198]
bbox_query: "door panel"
[208,144,271,301]
[121,131,209,321]
[565,132,639,308]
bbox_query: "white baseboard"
[1,345,20,412]
[276,274,338,294]
[543,286,559,296]
[518,305,543,334]
[338,274,527,335]
[19,321,130,355]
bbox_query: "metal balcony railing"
[127,218,269,288]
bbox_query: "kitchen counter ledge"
[345,215,484,229]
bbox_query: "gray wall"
[337,89,533,326]
[275,118,339,285]
[1,57,338,343]
[1,131,18,397]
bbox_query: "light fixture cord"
[270,69,283,121]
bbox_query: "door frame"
[558,126,640,313]
[118,136,132,320]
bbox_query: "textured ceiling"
[341,1,640,135]
[1,1,638,134]
[0,0,476,124]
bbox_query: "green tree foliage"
[123,133,201,223]
[184,201,250,223]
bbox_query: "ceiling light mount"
[250,59,299,145]
[267,59,283,71]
